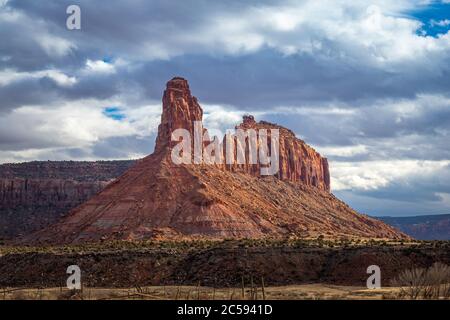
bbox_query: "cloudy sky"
[1,0,450,217]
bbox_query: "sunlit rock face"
[155,78,330,192]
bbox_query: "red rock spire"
[155,77,203,153]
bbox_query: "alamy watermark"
[66,265,81,290]
[366,265,381,289]
[66,5,81,30]
[170,121,280,175]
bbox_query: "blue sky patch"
[103,107,126,121]
[408,2,450,37]
[102,56,113,64]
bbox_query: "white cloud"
[436,192,450,207]
[0,96,167,162]
[50,0,448,66]
[331,160,450,191]
[171,0,450,66]
[0,100,138,150]
[271,106,356,116]
[316,145,368,158]
[0,69,77,87]
[430,19,450,27]
[36,33,75,57]
[41,70,77,87]
[123,104,162,136]
[203,104,245,138]
[85,59,117,74]
[0,9,75,57]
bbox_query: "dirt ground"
[0,284,403,300]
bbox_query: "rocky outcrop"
[228,116,330,191]
[0,161,135,239]
[155,78,330,191]
[20,77,407,244]
[155,77,205,153]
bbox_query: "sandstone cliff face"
[0,161,135,239]
[156,79,330,191]
[229,115,330,191]
[20,77,407,244]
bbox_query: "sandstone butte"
[22,77,408,244]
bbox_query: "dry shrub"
[391,263,450,299]
[57,289,83,300]
[9,290,30,300]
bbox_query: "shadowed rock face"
[0,161,135,239]
[0,161,135,182]
[0,179,107,239]
[19,77,408,244]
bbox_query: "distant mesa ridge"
[17,77,408,244]
[378,214,450,240]
[0,161,135,240]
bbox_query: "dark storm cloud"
[3,0,276,70]
[2,0,449,108]
[334,190,450,217]
[0,78,58,112]
[0,72,121,112]
[3,0,450,111]
[129,51,450,109]
[256,95,450,159]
